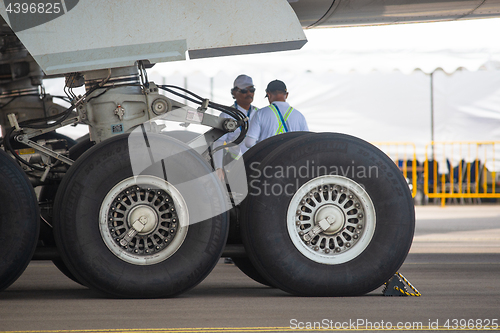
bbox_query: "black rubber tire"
[37,133,94,285]
[53,136,95,284]
[0,150,39,291]
[67,135,95,158]
[228,131,310,244]
[240,132,415,296]
[226,132,309,287]
[232,257,273,287]
[53,133,229,298]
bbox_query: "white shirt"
[246,101,308,144]
[213,102,258,168]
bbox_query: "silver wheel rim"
[287,175,376,265]
[99,175,188,265]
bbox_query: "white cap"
[233,74,254,89]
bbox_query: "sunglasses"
[238,87,255,94]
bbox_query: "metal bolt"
[109,218,113,221]
[335,248,341,252]
[353,235,359,239]
[314,246,319,251]
[357,225,363,229]
[358,214,363,218]
[348,195,353,199]
[299,231,304,236]
[111,228,115,232]
[134,249,139,253]
[355,203,360,208]
[346,243,351,247]
[117,198,121,201]
[296,221,301,226]
[297,210,301,215]
[111,207,115,211]
[158,191,161,195]
[325,249,330,254]
[145,250,149,253]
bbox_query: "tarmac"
[0,205,499,333]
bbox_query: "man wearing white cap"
[214,74,259,178]
[245,79,308,148]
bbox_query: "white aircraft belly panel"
[0,0,306,75]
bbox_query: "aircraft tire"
[240,132,415,296]
[227,132,309,286]
[0,149,39,291]
[232,258,273,287]
[38,133,94,285]
[53,133,229,298]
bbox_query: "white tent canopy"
[153,17,500,75]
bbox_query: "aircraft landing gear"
[0,57,415,298]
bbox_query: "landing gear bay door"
[0,0,307,75]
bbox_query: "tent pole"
[430,70,435,161]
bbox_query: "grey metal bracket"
[7,111,81,141]
[161,105,230,130]
[158,102,239,157]
[16,134,74,166]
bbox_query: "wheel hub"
[287,175,376,265]
[107,184,180,256]
[99,176,189,265]
[314,205,345,235]
[128,205,158,235]
[296,185,363,254]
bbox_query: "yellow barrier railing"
[373,142,418,198]
[424,141,500,206]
